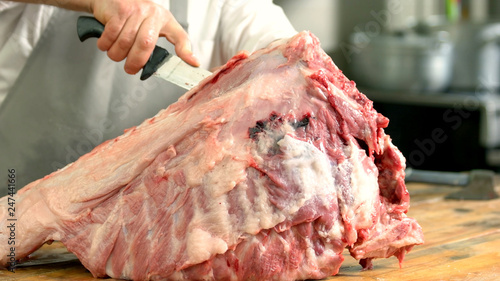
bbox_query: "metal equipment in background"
[406,168,499,200]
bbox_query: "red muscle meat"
[0,31,423,280]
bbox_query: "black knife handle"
[140,45,169,80]
[77,16,104,41]
[76,16,169,80]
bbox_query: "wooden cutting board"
[1,182,499,281]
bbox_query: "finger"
[96,17,125,52]
[174,39,200,67]
[124,17,161,74]
[106,15,143,63]
[160,14,200,67]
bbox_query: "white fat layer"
[347,139,379,229]
[237,132,342,235]
[242,134,342,236]
[250,175,287,231]
[204,155,247,198]
[324,140,380,240]
[105,257,113,278]
[277,135,335,214]
[186,228,228,265]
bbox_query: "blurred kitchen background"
[275,0,500,172]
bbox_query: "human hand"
[90,0,200,74]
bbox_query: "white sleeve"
[218,0,297,63]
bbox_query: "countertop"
[2,182,499,281]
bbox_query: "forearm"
[6,0,94,13]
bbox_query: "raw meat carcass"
[0,31,423,280]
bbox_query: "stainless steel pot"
[450,21,500,92]
[349,30,454,93]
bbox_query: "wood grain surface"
[1,182,499,281]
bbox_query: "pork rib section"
[0,31,423,280]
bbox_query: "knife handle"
[76,16,169,80]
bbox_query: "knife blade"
[15,241,79,268]
[77,16,211,90]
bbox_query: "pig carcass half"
[0,31,424,280]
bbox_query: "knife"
[77,16,211,90]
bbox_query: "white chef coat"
[0,0,296,104]
[0,0,296,195]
